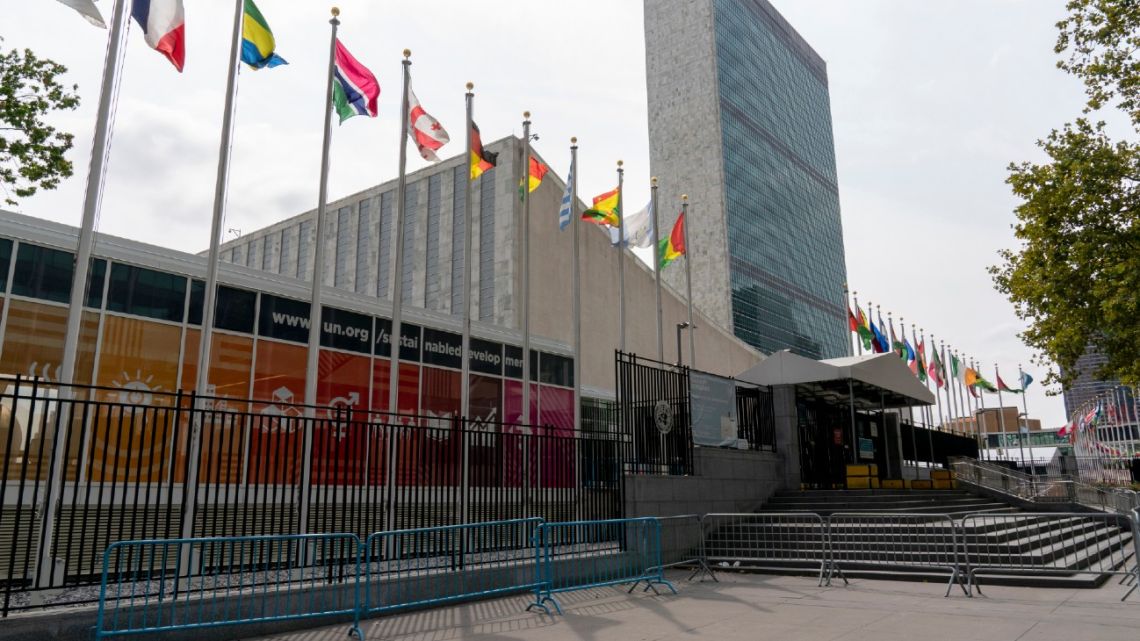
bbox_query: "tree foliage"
[0,38,80,207]
[993,0,1140,388]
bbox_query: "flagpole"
[460,83,474,422]
[1017,363,1032,468]
[521,112,533,425]
[917,326,935,464]
[40,0,131,589]
[844,283,854,356]
[651,177,663,361]
[175,0,246,558]
[294,6,342,539]
[930,333,945,430]
[867,301,874,351]
[616,160,625,353]
[852,292,863,355]
[993,363,1009,461]
[570,138,581,433]
[682,196,695,367]
[388,50,412,416]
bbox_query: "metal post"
[616,161,626,353]
[521,112,532,425]
[847,379,856,465]
[852,292,863,355]
[880,390,891,479]
[651,177,662,361]
[460,83,474,422]
[297,8,342,540]
[995,363,1009,461]
[39,0,132,588]
[570,139,580,433]
[387,50,413,415]
[676,323,688,366]
[681,197,695,367]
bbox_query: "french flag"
[132,0,185,72]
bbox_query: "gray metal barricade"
[702,513,831,586]
[361,518,544,618]
[827,512,968,596]
[960,512,1140,600]
[95,533,362,639]
[655,514,716,581]
[530,517,676,615]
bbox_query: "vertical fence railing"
[94,533,362,639]
[530,517,675,615]
[826,512,968,596]
[702,513,830,585]
[0,378,630,616]
[615,352,693,476]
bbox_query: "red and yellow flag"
[582,188,620,227]
[469,121,497,179]
[658,212,686,269]
[518,157,548,198]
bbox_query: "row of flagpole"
[41,0,694,572]
[843,285,1041,463]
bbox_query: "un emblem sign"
[654,400,673,435]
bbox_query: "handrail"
[949,457,1139,514]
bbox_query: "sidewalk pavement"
[252,571,1140,641]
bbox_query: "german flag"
[470,121,498,179]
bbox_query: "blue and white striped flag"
[558,154,575,231]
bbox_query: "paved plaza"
[254,572,1140,641]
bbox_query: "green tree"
[0,38,80,207]
[992,0,1140,388]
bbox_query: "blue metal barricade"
[530,517,676,615]
[94,533,362,639]
[361,518,545,618]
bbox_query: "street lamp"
[676,322,691,367]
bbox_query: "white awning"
[736,350,936,407]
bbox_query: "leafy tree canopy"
[0,38,80,207]
[993,0,1140,389]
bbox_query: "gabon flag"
[658,212,686,269]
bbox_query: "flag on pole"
[407,79,449,161]
[997,375,1021,394]
[241,0,286,69]
[58,0,105,27]
[558,152,574,230]
[916,340,928,383]
[583,188,620,227]
[1019,371,1034,390]
[332,39,379,123]
[952,354,963,383]
[855,308,874,351]
[871,318,889,354]
[131,0,185,71]
[519,157,548,198]
[469,121,498,179]
[611,201,655,248]
[904,338,917,374]
[847,308,858,333]
[658,212,686,269]
[929,348,945,388]
[973,374,998,393]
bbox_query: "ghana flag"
[583,188,620,227]
[470,121,497,179]
[658,212,686,269]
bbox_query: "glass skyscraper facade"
[645,0,849,360]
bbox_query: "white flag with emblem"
[407,79,449,162]
[609,200,654,248]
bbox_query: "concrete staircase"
[703,489,1136,589]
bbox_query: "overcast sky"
[6,0,1103,427]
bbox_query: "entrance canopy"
[736,350,935,409]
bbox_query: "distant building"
[644,0,849,360]
[1061,347,1133,418]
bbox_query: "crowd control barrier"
[702,513,831,585]
[361,518,545,617]
[655,514,716,581]
[530,517,676,614]
[94,533,362,639]
[826,512,968,596]
[960,512,1140,600]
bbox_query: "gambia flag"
[583,188,620,227]
[332,39,379,123]
[658,212,686,269]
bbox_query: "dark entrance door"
[796,399,848,489]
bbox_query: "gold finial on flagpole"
[403,49,411,59]
[331,7,340,16]
[617,160,623,167]
[571,136,577,144]
[652,176,658,186]
[681,194,688,201]
[524,111,531,119]
[466,81,474,91]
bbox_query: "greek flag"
[558,154,574,231]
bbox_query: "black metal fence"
[736,386,776,452]
[0,376,628,616]
[615,352,694,475]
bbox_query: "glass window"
[12,243,73,303]
[0,238,12,292]
[540,352,573,387]
[187,281,257,333]
[106,262,187,322]
[85,258,107,308]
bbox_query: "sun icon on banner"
[111,370,162,405]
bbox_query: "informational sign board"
[858,437,875,460]
[689,371,741,447]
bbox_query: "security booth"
[737,351,967,489]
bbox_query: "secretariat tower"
[645,0,849,359]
